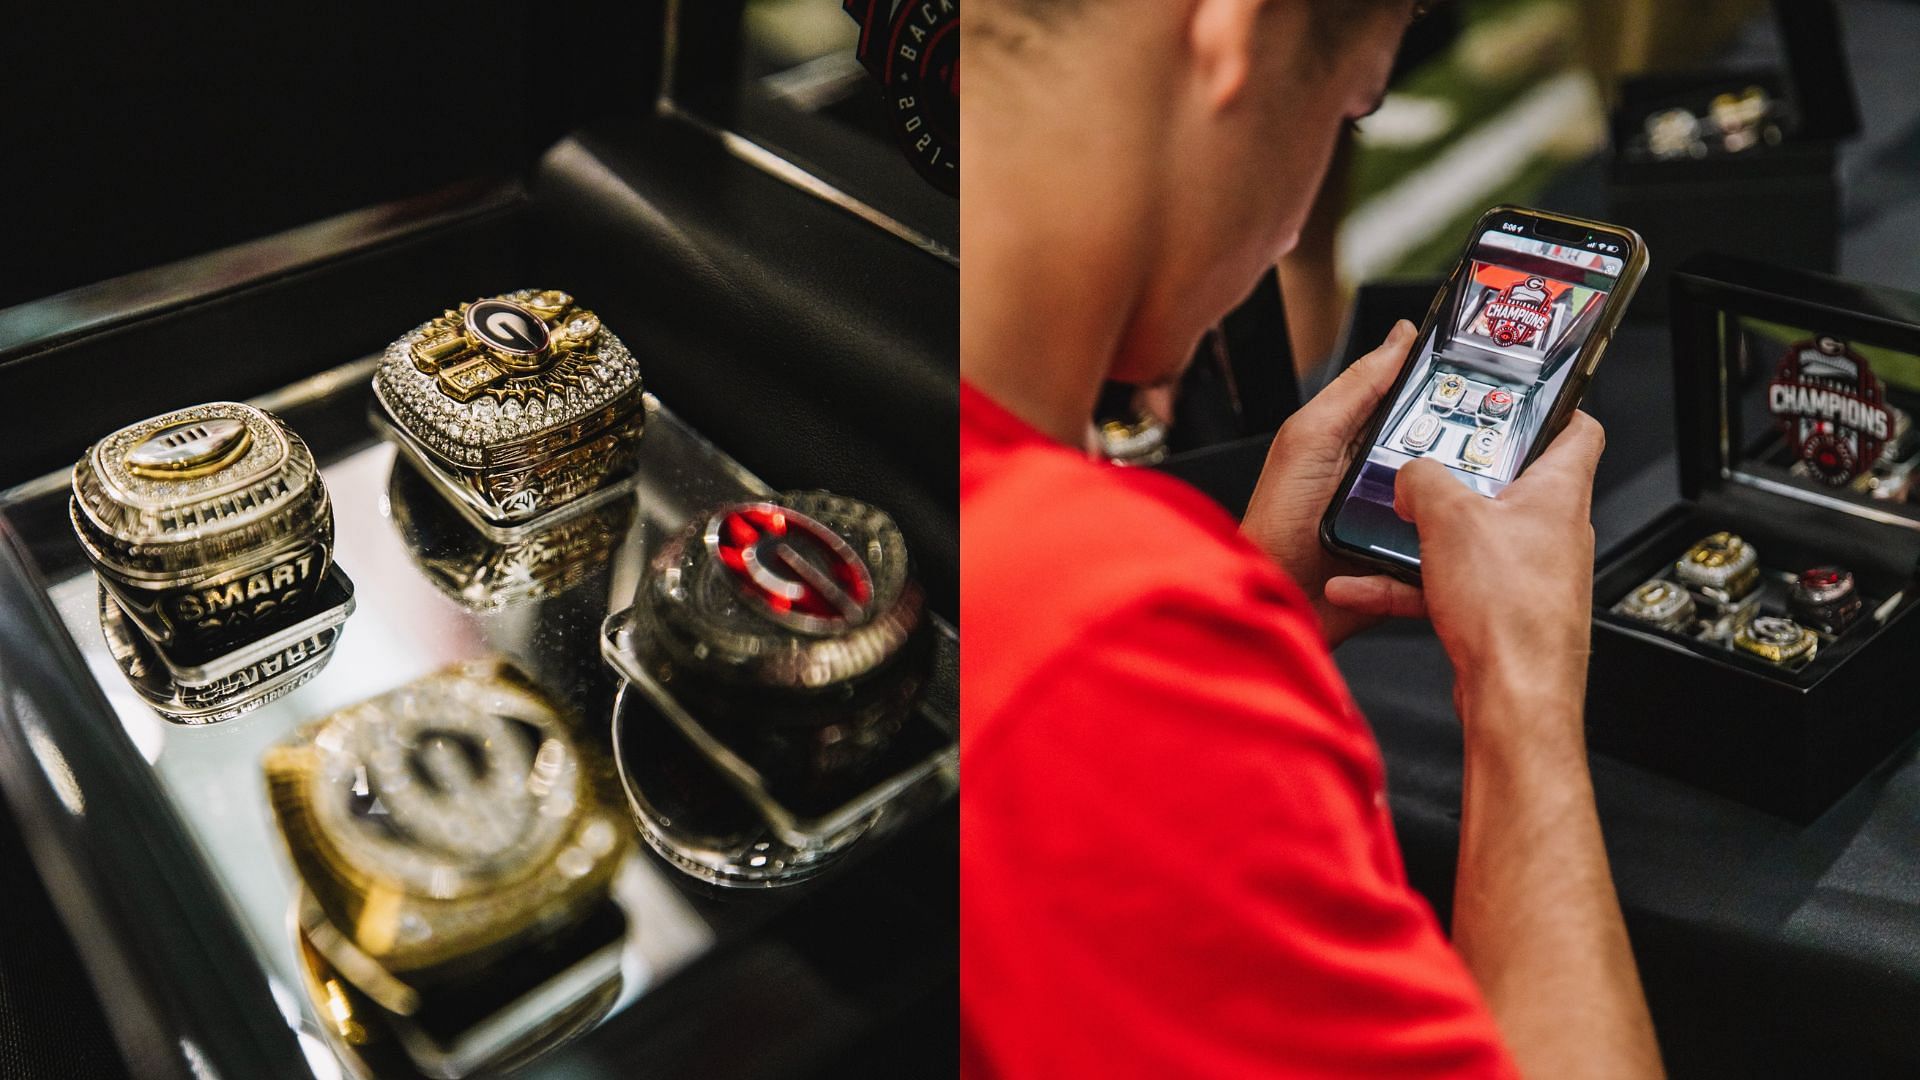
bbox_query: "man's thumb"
[1393,458,1467,524]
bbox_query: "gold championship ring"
[1732,614,1819,668]
[372,290,646,535]
[1675,531,1761,606]
[71,402,353,723]
[1614,579,1697,633]
[266,659,628,1076]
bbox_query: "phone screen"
[1325,216,1627,566]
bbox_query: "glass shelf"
[10,382,957,1078]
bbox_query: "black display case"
[1587,253,1920,822]
[1605,0,1860,319]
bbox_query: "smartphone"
[1319,206,1647,576]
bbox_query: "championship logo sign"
[1482,276,1554,348]
[1768,336,1892,486]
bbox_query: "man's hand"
[1242,320,1425,646]
[1391,411,1605,744]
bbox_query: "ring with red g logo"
[1788,565,1863,635]
[1479,388,1516,422]
[643,491,924,693]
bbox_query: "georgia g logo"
[1769,336,1893,486]
[466,299,550,356]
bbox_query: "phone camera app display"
[1330,223,1624,564]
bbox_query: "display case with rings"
[2,370,956,1079]
[1605,2,1860,317]
[1588,255,1920,821]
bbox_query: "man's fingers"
[1508,410,1605,500]
[1394,457,1471,523]
[1325,575,1427,619]
[1315,320,1417,422]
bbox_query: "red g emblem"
[1768,337,1893,486]
[1482,277,1554,347]
[710,504,875,633]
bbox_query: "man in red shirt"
[961,2,1664,1077]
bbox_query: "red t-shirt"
[961,383,1519,1079]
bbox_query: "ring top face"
[267,661,625,973]
[1788,565,1863,634]
[1479,388,1515,420]
[1462,426,1502,467]
[1674,531,1759,595]
[709,504,877,634]
[645,492,922,691]
[1792,566,1854,606]
[71,402,327,579]
[1430,373,1467,411]
[1402,414,1443,453]
[1621,580,1694,627]
[1734,614,1818,665]
[374,289,640,469]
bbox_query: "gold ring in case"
[372,290,646,536]
[1732,614,1818,667]
[1461,426,1502,468]
[265,659,628,1072]
[71,402,353,723]
[1429,373,1468,413]
[1674,531,1761,605]
[1614,579,1697,633]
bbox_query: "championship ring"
[1401,413,1444,454]
[1645,107,1706,161]
[603,491,949,886]
[1429,372,1468,414]
[1097,409,1170,467]
[1732,614,1818,667]
[1674,532,1761,605]
[1461,426,1503,468]
[1478,387,1516,422]
[1788,566,1863,635]
[266,660,628,1076]
[1614,579,1697,633]
[71,402,354,723]
[844,0,959,196]
[372,290,646,535]
[1710,85,1776,154]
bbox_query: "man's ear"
[1188,0,1285,110]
